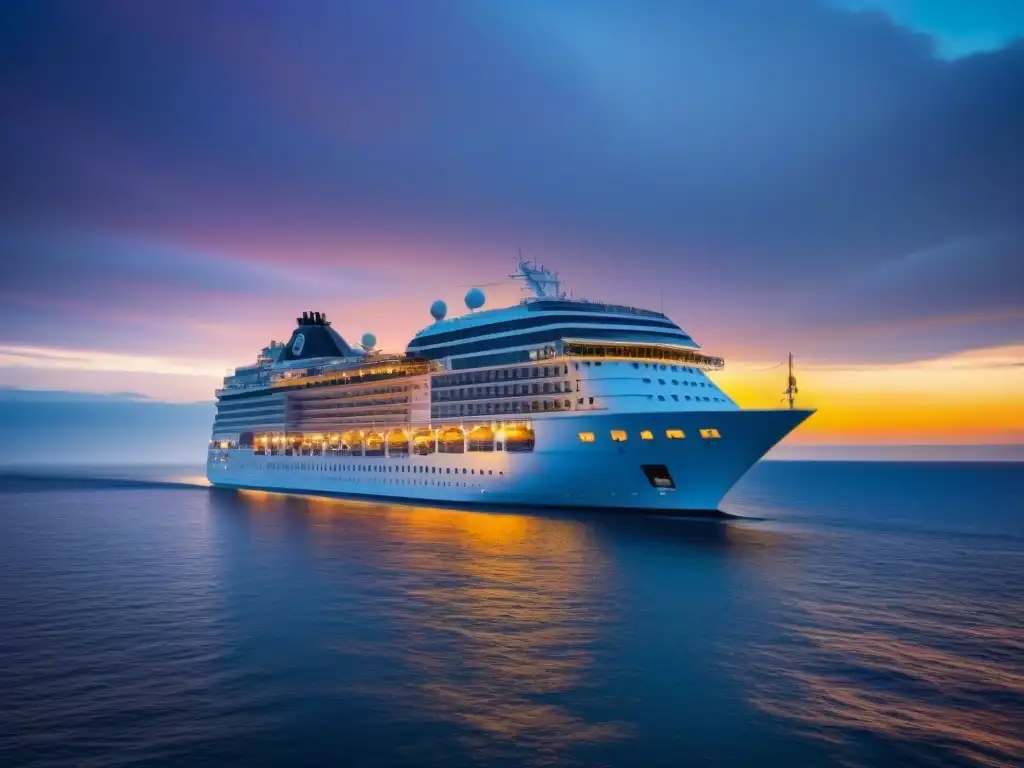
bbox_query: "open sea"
[0,460,1021,768]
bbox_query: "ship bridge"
[407,300,700,371]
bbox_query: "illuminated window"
[699,428,721,439]
[665,429,685,439]
[640,430,654,440]
[610,430,628,442]
[578,431,596,443]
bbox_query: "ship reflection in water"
[240,491,635,757]
[1,461,1020,767]
[220,478,1024,767]
[223,489,789,765]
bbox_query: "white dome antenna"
[464,288,486,311]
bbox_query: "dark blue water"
[1,462,1021,768]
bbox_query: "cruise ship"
[206,259,813,511]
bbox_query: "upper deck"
[217,258,724,401]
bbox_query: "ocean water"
[0,461,1021,768]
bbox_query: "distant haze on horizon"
[1,0,1021,450]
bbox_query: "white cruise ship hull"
[207,408,812,512]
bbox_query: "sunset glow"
[1,0,1021,456]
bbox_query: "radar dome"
[465,287,486,311]
[430,300,447,321]
[361,332,377,349]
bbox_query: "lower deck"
[208,409,813,511]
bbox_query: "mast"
[784,352,798,409]
[510,253,566,299]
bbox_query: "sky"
[1,0,1022,455]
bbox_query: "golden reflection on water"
[302,497,629,756]
[745,547,1024,768]
[170,473,211,487]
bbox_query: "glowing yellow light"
[578,431,596,443]
[699,428,721,439]
[610,430,627,442]
[665,429,685,439]
[640,430,654,440]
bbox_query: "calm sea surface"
[1,461,1021,768]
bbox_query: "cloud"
[835,0,1024,59]
[0,0,1021,387]
[0,344,227,378]
[0,387,156,403]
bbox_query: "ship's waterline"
[207,259,813,510]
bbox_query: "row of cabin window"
[434,365,570,388]
[650,394,725,403]
[408,313,679,349]
[433,380,573,401]
[293,397,409,411]
[573,361,701,373]
[255,460,504,477]
[287,383,410,401]
[232,472,490,491]
[216,398,285,414]
[578,428,721,442]
[433,398,574,417]
[643,377,710,387]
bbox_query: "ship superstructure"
[207,259,813,511]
